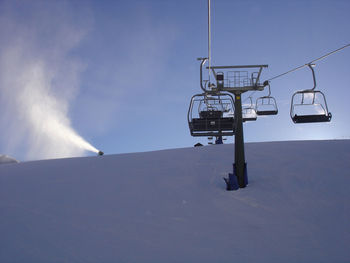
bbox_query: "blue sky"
[0,0,349,160]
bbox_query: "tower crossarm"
[207,64,269,92]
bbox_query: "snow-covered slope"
[1,140,349,263]
[0,155,19,164]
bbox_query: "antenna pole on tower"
[208,0,211,84]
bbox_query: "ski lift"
[256,83,278,115]
[242,97,257,122]
[188,93,235,137]
[290,64,332,123]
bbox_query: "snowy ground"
[1,140,349,263]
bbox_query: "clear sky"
[0,0,349,161]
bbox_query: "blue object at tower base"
[224,163,248,191]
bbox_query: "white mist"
[0,1,98,160]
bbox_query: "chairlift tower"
[189,0,343,191]
[199,59,269,190]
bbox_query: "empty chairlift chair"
[242,96,257,122]
[290,64,332,123]
[188,93,235,137]
[255,83,278,115]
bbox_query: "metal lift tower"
[207,63,269,190]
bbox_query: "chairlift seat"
[256,109,278,116]
[242,109,257,122]
[243,116,257,122]
[188,93,235,137]
[290,90,332,124]
[290,64,333,124]
[255,95,278,116]
[242,96,258,122]
[191,117,234,131]
[292,113,332,123]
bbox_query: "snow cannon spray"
[98,151,104,156]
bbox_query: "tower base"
[224,163,248,191]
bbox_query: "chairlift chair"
[290,64,332,123]
[255,83,278,115]
[242,96,257,122]
[188,93,235,137]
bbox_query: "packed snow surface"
[0,140,349,263]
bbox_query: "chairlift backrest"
[200,110,223,119]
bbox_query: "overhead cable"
[208,0,211,83]
[243,43,350,103]
[267,43,350,82]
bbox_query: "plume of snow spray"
[0,1,99,160]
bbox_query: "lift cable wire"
[243,43,350,103]
[267,43,350,82]
[208,0,211,85]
